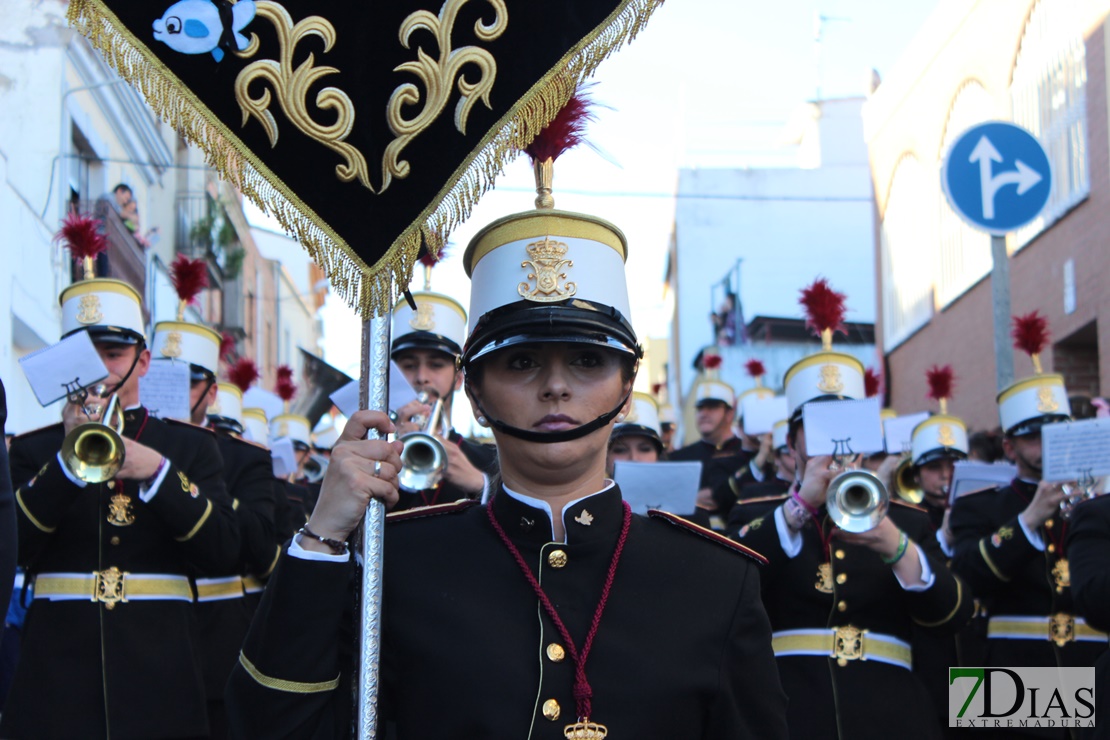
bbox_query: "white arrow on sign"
[969,135,1043,219]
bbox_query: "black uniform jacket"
[226,485,790,739]
[196,433,279,705]
[669,436,752,493]
[734,496,973,740]
[393,428,498,511]
[2,410,239,739]
[0,378,16,615]
[950,481,1107,673]
[1065,495,1110,740]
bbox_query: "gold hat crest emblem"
[409,302,436,331]
[76,294,103,324]
[937,424,956,447]
[518,238,576,302]
[817,363,844,394]
[1036,386,1060,413]
[161,331,183,359]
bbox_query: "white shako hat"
[737,358,774,407]
[207,383,244,434]
[691,352,736,407]
[270,414,312,450]
[461,209,639,365]
[151,255,220,381]
[611,391,663,451]
[242,408,270,446]
[313,422,340,451]
[998,311,1071,436]
[658,404,677,427]
[784,279,865,419]
[772,419,789,451]
[56,213,146,345]
[391,292,468,359]
[911,365,968,467]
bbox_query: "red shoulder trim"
[647,510,768,565]
[386,498,478,523]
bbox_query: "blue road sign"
[941,121,1052,235]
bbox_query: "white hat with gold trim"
[911,365,969,466]
[207,383,244,434]
[151,255,219,380]
[658,403,677,427]
[57,213,145,345]
[611,391,662,451]
[784,279,865,418]
[242,408,269,446]
[692,352,736,408]
[737,358,775,409]
[313,422,340,451]
[270,414,311,450]
[999,312,1071,436]
[392,292,468,359]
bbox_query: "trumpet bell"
[827,469,889,533]
[61,420,125,484]
[398,432,448,492]
[894,457,925,505]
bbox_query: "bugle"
[397,391,448,492]
[60,384,126,484]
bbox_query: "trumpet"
[302,453,329,484]
[1060,472,1102,520]
[825,450,890,533]
[60,383,126,484]
[398,391,448,492]
[893,454,925,505]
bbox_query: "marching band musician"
[2,216,239,739]
[226,118,789,737]
[1066,493,1110,740]
[606,390,666,472]
[949,313,1107,738]
[733,278,971,740]
[723,419,794,535]
[389,266,498,509]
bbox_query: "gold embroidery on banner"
[107,493,135,527]
[937,424,956,447]
[1037,386,1060,413]
[76,294,103,324]
[409,302,436,331]
[161,331,183,359]
[381,0,509,193]
[235,2,373,189]
[817,364,844,394]
[518,239,576,302]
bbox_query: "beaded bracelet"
[790,489,819,520]
[298,525,350,555]
[880,531,909,565]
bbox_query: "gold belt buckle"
[94,567,127,610]
[833,625,865,666]
[1049,613,1074,647]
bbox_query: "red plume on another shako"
[864,368,882,399]
[651,382,663,397]
[745,359,766,378]
[275,364,297,405]
[702,353,723,371]
[524,89,596,164]
[1012,311,1050,373]
[228,358,260,394]
[219,332,237,363]
[56,213,107,279]
[926,364,955,414]
[799,278,847,349]
[170,253,209,319]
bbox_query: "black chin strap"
[104,350,144,399]
[191,378,216,418]
[468,385,634,444]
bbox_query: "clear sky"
[251,0,941,380]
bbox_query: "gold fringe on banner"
[67,0,663,319]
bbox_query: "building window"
[881,155,935,350]
[936,81,994,308]
[1010,0,1088,248]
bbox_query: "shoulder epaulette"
[386,498,478,523]
[163,418,216,435]
[890,499,929,514]
[647,510,768,565]
[734,494,788,506]
[13,422,63,439]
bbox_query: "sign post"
[942,121,1052,391]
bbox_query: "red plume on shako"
[997,310,1070,436]
[228,358,260,394]
[864,368,882,399]
[57,212,107,280]
[925,365,955,415]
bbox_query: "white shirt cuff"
[936,528,955,558]
[774,505,803,558]
[1019,516,1046,551]
[289,533,351,563]
[749,460,765,482]
[138,457,170,503]
[895,543,935,591]
[56,452,88,488]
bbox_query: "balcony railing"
[74,198,148,317]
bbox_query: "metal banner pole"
[990,234,1014,391]
[354,312,391,739]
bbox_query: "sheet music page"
[18,331,109,407]
[949,461,1017,505]
[1042,418,1110,481]
[614,461,702,516]
[140,360,192,421]
[330,362,418,418]
[742,395,789,436]
[802,397,885,456]
[883,412,930,454]
[270,437,297,478]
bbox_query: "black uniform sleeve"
[229,442,279,577]
[897,507,974,634]
[10,442,84,564]
[0,381,16,612]
[226,548,353,739]
[950,493,1039,598]
[1066,496,1110,633]
[709,562,789,738]
[146,431,240,574]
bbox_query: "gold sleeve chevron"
[66,0,662,319]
